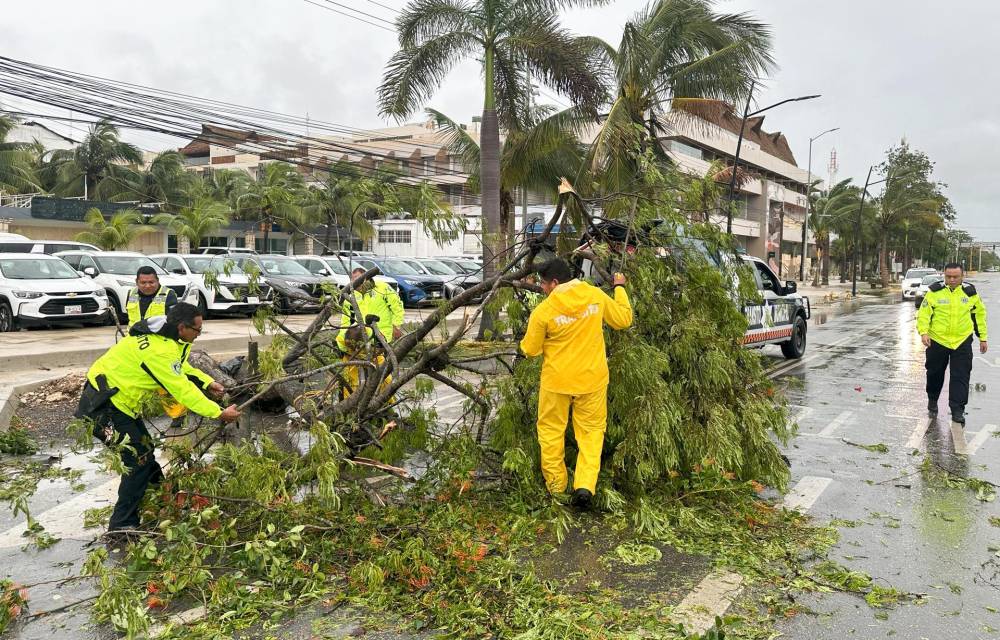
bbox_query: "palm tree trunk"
[477,46,502,340]
[811,246,821,287]
[879,233,890,287]
[324,216,334,252]
[822,239,831,285]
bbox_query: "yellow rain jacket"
[520,279,633,394]
[918,282,988,349]
[337,281,404,351]
[88,319,221,420]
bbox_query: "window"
[752,260,781,292]
[163,257,185,274]
[0,242,34,253]
[79,256,98,271]
[378,229,412,244]
[422,157,433,175]
[669,139,704,159]
[302,259,324,275]
[60,254,82,269]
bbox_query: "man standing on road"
[918,263,988,424]
[337,267,405,350]
[520,258,633,508]
[75,303,239,535]
[126,266,177,328]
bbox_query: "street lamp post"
[800,127,839,281]
[726,85,822,234]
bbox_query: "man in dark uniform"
[917,263,988,425]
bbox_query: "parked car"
[901,268,938,301]
[0,239,100,255]
[150,254,270,318]
[350,256,444,307]
[397,258,467,299]
[0,253,109,331]
[418,257,484,302]
[229,254,326,313]
[198,247,258,256]
[292,255,398,292]
[913,273,945,309]
[55,251,193,323]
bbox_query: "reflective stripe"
[740,327,794,345]
[126,286,170,327]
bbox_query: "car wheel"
[277,294,291,314]
[0,301,16,332]
[780,315,807,359]
[197,293,211,320]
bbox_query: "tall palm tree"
[111,150,196,209]
[429,106,586,239]
[0,115,41,195]
[152,197,231,253]
[46,118,142,199]
[232,162,306,252]
[75,208,153,250]
[378,0,607,281]
[583,0,774,198]
[808,179,861,286]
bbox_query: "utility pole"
[801,127,839,281]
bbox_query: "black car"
[231,254,327,313]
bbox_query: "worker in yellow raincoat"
[519,258,632,508]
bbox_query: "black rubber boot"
[928,399,938,417]
[951,409,966,426]
[571,488,593,510]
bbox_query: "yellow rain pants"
[536,386,608,494]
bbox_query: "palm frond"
[377,32,480,119]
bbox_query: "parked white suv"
[0,253,109,331]
[150,254,271,318]
[292,255,399,291]
[901,268,938,301]
[55,251,194,323]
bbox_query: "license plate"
[246,296,260,304]
[64,305,82,315]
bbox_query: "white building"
[6,121,78,151]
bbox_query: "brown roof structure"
[675,102,798,166]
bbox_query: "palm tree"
[429,106,586,239]
[309,165,385,252]
[0,116,41,195]
[808,179,861,286]
[232,162,306,252]
[378,0,607,281]
[47,119,142,198]
[583,0,774,197]
[75,208,153,250]
[111,150,196,208]
[152,197,231,253]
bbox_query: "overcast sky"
[3,1,998,239]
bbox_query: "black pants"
[926,335,974,413]
[90,403,162,531]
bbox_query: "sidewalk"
[796,278,898,305]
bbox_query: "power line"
[365,0,401,15]
[299,0,395,31]
[319,0,396,25]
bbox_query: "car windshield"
[185,257,245,275]
[380,259,420,275]
[906,269,936,279]
[256,257,312,276]
[321,259,349,275]
[94,255,167,276]
[0,258,80,279]
[921,275,943,285]
[420,260,458,275]
[453,260,481,274]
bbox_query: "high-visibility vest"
[126,286,169,327]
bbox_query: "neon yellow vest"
[126,286,169,327]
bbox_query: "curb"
[0,373,69,432]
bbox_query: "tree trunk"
[840,242,848,283]
[822,240,831,285]
[477,46,502,341]
[879,233,890,287]
[324,215,334,252]
[811,246,822,287]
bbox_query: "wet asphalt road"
[769,274,1000,640]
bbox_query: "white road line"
[865,350,890,361]
[951,421,969,456]
[789,406,813,425]
[817,411,852,438]
[886,414,922,420]
[149,605,208,637]
[905,417,931,449]
[0,477,118,548]
[673,476,832,633]
[967,424,998,455]
[782,476,833,511]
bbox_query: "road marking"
[951,421,969,456]
[975,356,1000,368]
[817,411,852,438]
[672,476,831,633]
[886,414,922,420]
[436,397,469,412]
[865,350,890,361]
[782,476,833,511]
[905,417,931,449]
[0,477,118,548]
[788,405,813,426]
[967,424,998,455]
